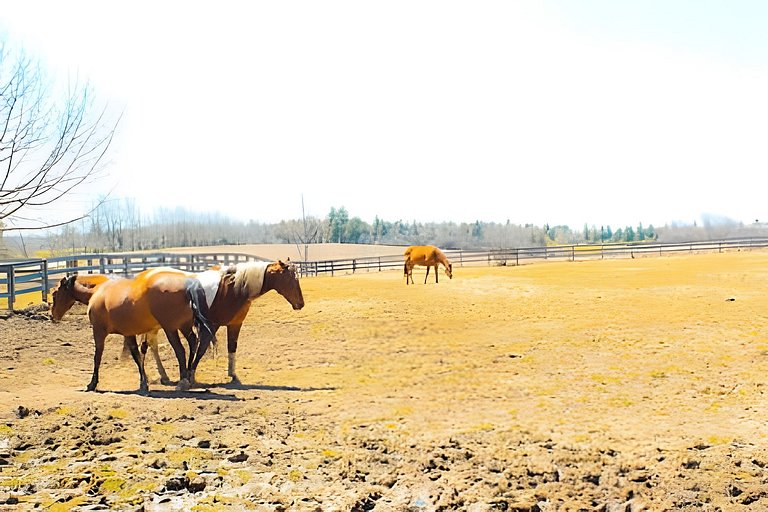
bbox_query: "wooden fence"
[296,238,768,276]
[0,251,262,310]
[2,238,768,309]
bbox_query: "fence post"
[353,259,356,274]
[571,246,575,261]
[41,260,49,303]
[8,266,15,310]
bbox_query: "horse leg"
[226,324,243,384]
[424,265,430,284]
[185,329,199,378]
[188,325,217,385]
[87,327,107,392]
[146,331,172,386]
[435,264,439,283]
[125,335,149,395]
[164,329,190,390]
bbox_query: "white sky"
[2,1,767,229]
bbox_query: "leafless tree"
[0,43,119,232]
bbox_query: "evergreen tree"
[472,220,483,239]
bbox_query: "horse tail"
[185,278,215,341]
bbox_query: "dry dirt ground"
[1,250,768,511]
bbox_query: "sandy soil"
[161,243,408,263]
[1,250,768,511]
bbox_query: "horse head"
[50,275,78,322]
[445,263,453,279]
[269,259,305,310]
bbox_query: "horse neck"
[437,253,450,267]
[257,271,274,297]
[71,282,97,304]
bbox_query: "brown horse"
[188,260,305,384]
[51,272,173,385]
[51,260,305,387]
[84,269,216,394]
[404,245,453,285]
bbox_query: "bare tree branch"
[0,42,119,233]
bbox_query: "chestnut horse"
[404,245,453,285]
[84,269,217,394]
[51,271,183,386]
[188,260,305,384]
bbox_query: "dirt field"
[1,250,768,511]
[162,243,408,263]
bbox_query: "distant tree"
[327,206,349,243]
[344,217,370,243]
[0,44,119,233]
[372,215,384,243]
[637,223,645,241]
[472,220,483,239]
[625,226,635,242]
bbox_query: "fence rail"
[2,238,768,309]
[0,252,263,310]
[295,238,768,277]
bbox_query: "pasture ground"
[1,250,768,511]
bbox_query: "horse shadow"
[91,388,243,401]
[194,380,337,393]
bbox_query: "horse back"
[88,277,173,335]
[404,245,440,265]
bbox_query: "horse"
[51,272,181,386]
[404,245,453,285]
[83,269,218,394]
[187,260,305,384]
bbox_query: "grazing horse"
[188,260,305,384]
[404,245,453,285]
[85,269,217,394]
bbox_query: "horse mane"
[228,261,270,299]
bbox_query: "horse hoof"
[160,378,173,386]
[85,384,97,392]
[230,375,241,385]
[138,387,150,396]
[176,379,190,391]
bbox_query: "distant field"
[161,243,408,261]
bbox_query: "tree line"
[10,199,763,258]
